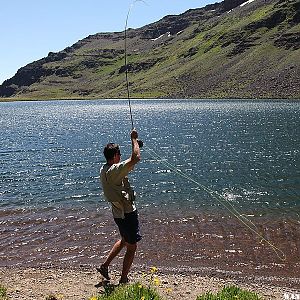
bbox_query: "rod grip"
[137,139,144,148]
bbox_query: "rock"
[274,33,300,50]
[182,47,199,58]
[118,58,163,73]
[222,0,248,12]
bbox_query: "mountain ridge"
[1,0,299,100]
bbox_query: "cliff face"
[1,0,299,100]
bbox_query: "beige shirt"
[100,160,136,219]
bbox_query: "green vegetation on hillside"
[0,0,299,100]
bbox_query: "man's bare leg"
[103,239,125,268]
[120,242,137,283]
[98,239,125,280]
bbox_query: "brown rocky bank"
[0,266,299,300]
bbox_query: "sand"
[0,265,299,300]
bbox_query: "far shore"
[0,265,299,300]
[1,97,300,103]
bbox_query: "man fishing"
[97,128,141,284]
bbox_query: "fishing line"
[144,145,286,261]
[124,0,148,130]
[123,1,286,262]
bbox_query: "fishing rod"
[124,0,145,148]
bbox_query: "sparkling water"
[0,99,299,280]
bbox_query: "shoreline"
[0,265,299,300]
[1,97,300,103]
[1,207,299,285]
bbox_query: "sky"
[0,0,216,85]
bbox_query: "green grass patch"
[219,3,275,33]
[196,286,262,300]
[0,285,8,300]
[90,282,162,300]
[130,90,166,99]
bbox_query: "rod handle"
[137,139,144,148]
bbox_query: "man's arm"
[125,129,141,170]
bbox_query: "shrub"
[196,286,262,300]
[0,285,8,300]
[90,282,163,300]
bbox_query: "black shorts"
[114,210,142,244]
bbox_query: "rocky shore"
[0,266,298,300]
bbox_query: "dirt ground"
[0,266,299,300]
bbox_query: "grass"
[1,280,263,300]
[196,286,262,300]
[89,282,162,300]
[88,267,262,300]
[87,284,262,300]
[0,285,8,300]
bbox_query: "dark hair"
[103,143,120,161]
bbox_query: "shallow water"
[0,99,299,281]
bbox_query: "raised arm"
[125,129,141,170]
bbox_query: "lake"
[0,99,299,285]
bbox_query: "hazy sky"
[0,0,216,84]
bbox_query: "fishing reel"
[137,139,144,148]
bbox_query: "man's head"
[103,143,121,163]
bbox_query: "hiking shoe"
[96,265,110,280]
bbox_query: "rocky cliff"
[1,0,299,100]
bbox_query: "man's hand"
[125,128,141,169]
[131,128,138,140]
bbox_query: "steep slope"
[0,0,299,100]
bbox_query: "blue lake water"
[0,99,299,281]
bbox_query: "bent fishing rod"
[124,0,145,148]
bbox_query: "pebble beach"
[0,265,299,300]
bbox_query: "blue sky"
[0,0,216,84]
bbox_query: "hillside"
[0,0,299,100]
